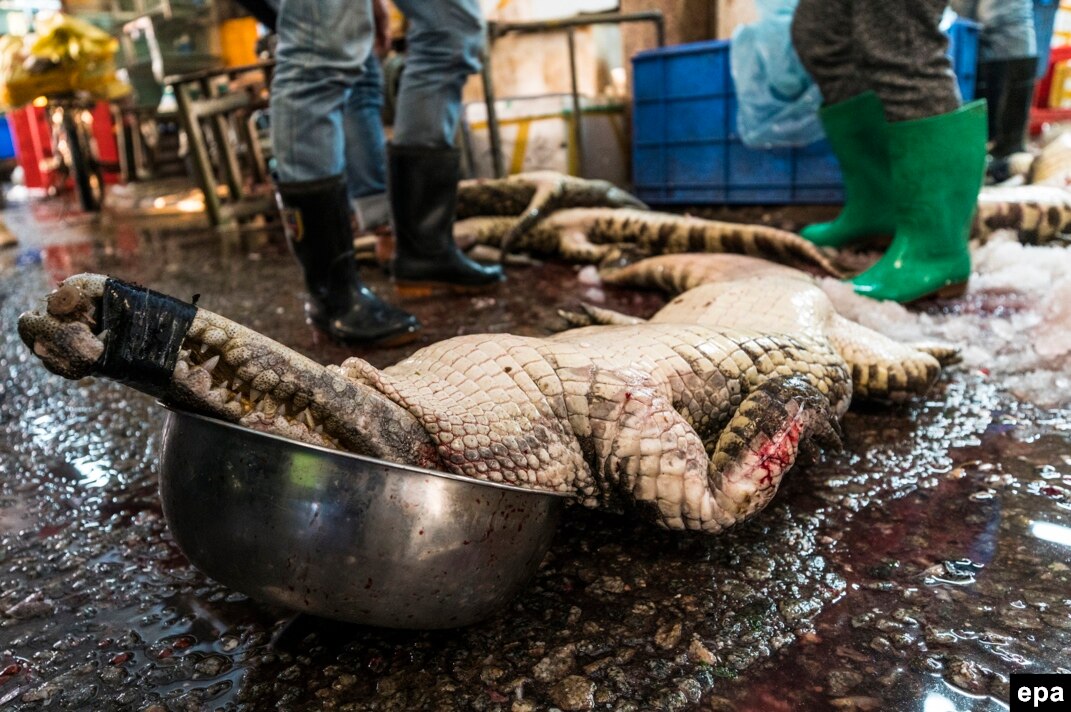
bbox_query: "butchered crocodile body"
[19,273,849,533]
[455,208,844,276]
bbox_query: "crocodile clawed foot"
[556,303,644,331]
[556,307,596,329]
[910,341,962,366]
[597,245,650,272]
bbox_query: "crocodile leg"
[825,315,941,402]
[497,178,563,262]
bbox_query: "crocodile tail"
[588,367,842,532]
[745,228,844,278]
[692,376,842,531]
[600,257,697,294]
[662,219,843,278]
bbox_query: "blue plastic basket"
[632,19,981,205]
[949,18,980,101]
[0,116,15,162]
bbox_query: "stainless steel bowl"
[158,405,567,628]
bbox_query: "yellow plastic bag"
[0,12,130,111]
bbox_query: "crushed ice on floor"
[821,232,1071,408]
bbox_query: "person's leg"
[848,0,987,302]
[343,53,391,229]
[974,0,1038,174]
[271,0,372,182]
[271,0,418,343]
[390,0,484,147]
[792,0,866,105]
[385,0,502,292]
[987,57,1039,157]
[853,0,960,121]
[792,0,896,247]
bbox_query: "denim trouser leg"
[343,53,388,199]
[950,0,1037,61]
[391,0,485,147]
[269,0,374,183]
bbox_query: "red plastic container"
[9,105,56,189]
[1030,45,1071,135]
[8,100,121,190]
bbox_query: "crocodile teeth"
[200,343,211,353]
[175,361,189,378]
[249,388,262,402]
[96,329,109,344]
[303,409,316,429]
[313,424,324,434]
[202,355,220,373]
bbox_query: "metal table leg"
[201,78,245,204]
[174,81,224,227]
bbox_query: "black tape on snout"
[97,278,197,394]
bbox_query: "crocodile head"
[18,273,109,380]
[18,273,439,466]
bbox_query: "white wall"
[481,0,617,22]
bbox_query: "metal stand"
[112,104,184,183]
[45,97,106,212]
[481,11,665,179]
[166,61,275,228]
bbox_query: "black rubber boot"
[275,176,420,345]
[388,143,504,295]
[992,57,1038,157]
[977,57,1038,182]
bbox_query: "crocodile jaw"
[18,274,109,380]
[18,274,437,461]
[16,273,322,439]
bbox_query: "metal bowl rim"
[159,401,574,499]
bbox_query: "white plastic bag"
[729,0,823,148]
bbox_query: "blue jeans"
[268,0,484,185]
[392,0,484,147]
[950,0,1037,61]
[343,54,387,200]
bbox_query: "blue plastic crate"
[632,19,981,205]
[0,116,15,162]
[949,17,980,102]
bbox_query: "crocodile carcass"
[19,273,852,533]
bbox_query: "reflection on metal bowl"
[158,405,567,629]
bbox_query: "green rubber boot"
[850,100,987,303]
[801,92,897,248]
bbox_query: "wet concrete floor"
[1,197,1069,711]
